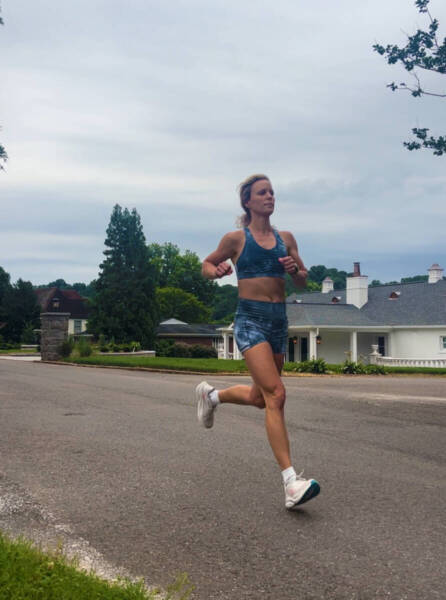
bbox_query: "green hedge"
[64,355,248,373]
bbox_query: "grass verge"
[63,355,249,373]
[0,531,154,600]
[0,531,194,600]
[61,354,446,376]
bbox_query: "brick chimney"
[346,262,368,308]
[321,277,334,293]
[428,263,443,284]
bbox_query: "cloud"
[1,0,446,285]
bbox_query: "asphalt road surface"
[1,360,445,599]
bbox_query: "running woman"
[196,174,320,510]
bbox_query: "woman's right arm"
[202,232,238,280]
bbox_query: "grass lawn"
[0,348,39,355]
[63,355,249,373]
[0,531,194,600]
[61,354,446,376]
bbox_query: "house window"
[378,336,385,356]
[441,336,446,351]
[74,320,82,334]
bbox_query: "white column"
[309,330,318,360]
[350,330,358,362]
[233,338,241,360]
[223,332,229,359]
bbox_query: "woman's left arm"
[278,231,308,288]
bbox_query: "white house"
[219,263,446,367]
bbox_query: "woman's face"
[246,179,275,216]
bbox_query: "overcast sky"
[1,0,445,287]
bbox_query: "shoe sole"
[287,480,320,510]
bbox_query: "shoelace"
[285,470,306,487]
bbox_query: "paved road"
[0,360,445,599]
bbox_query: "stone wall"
[40,312,70,361]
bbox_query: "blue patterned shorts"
[234,298,288,355]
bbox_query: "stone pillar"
[40,312,70,361]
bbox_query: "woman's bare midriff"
[238,277,286,303]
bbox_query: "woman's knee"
[264,382,286,410]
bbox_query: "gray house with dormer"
[219,263,446,366]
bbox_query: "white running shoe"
[196,381,216,428]
[284,474,320,509]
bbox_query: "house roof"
[286,303,380,327]
[35,287,90,319]
[156,322,221,337]
[286,279,446,327]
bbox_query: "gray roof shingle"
[286,280,446,327]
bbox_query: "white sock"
[281,466,297,485]
[209,389,220,407]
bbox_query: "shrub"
[130,341,141,351]
[190,344,218,359]
[294,358,327,373]
[111,343,120,352]
[168,343,192,358]
[342,360,367,374]
[155,339,175,357]
[77,337,92,357]
[365,363,386,375]
[60,336,75,358]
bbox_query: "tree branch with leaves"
[373,0,446,156]
[0,7,7,170]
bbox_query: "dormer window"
[52,297,60,309]
[389,291,400,300]
[331,296,341,303]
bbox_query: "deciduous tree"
[0,9,7,170]
[148,242,217,305]
[1,279,40,342]
[156,287,211,323]
[374,0,446,155]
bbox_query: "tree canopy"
[0,10,7,170]
[35,279,96,298]
[374,0,446,155]
[88,205,158,348]
[0,273,40,343]
[148,242,217,305]
[156,287,211,323]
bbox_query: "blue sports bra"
[235,227,287,280]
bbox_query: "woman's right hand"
[215,261,233,279]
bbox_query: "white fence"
[374,356,446,368]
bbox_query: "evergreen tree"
[88,205,158,348]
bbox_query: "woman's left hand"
[278,256,298,274]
